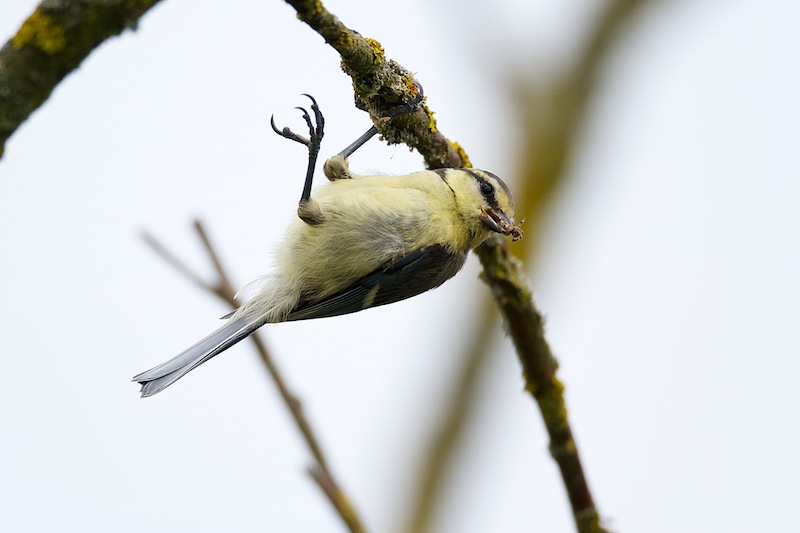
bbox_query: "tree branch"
[0,0,162,158]
[142,220,366,533]
[284,0,468,170]
[476,237,603,532]
[283,1,625,532]
[404,305,498,533]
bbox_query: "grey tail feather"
[132,316,262,398]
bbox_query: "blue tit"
[134,95,522,397]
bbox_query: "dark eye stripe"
[464,169,499,209]
[479,170,513,205]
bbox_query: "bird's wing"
[286,244,467,321]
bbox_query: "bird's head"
[443,168,523,248]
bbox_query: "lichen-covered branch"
[284,0,467,170]
[476,237,603,532]
[287,0,647,532]
[0,0,162,158]
[283,2,624,532]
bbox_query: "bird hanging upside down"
[133,94,522,397]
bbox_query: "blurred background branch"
[407,0,652,532]
[142,221,367,533]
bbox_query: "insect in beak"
[480,207,523,241]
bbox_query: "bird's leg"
[334,126,378,162]
[271,94,326,224]
[323,81,425,182]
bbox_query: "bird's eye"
[480,182,493,195]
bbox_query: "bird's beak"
[481,207,524,241]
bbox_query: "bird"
[133,95,522,397]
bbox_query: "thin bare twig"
[142,219,365,533]
[309,466,365,533]
[141,231,215,294]
[405,310,497,533]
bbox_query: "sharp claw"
[270,114,281,136]
[295,106,314,134]
[301,93,318,107]
[271,95,324,151]
[302,94,324,135]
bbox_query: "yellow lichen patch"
[424,106,438,133]
[296,0,324,21]
[364,37,385,65]
[336,30,354,49]
[12,8,67,55]
[450,141,472,168]
[537,377,569,435]
[405,75,421,98]
[308,0,324,15]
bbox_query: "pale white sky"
[1,1,799,532]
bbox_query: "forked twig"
[142,219,366,533]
